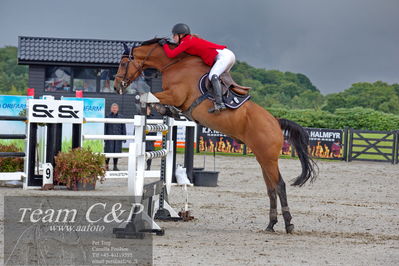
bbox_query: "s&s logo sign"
[28,99,83,123]
[32,104,55,118]
[58,105,80,118]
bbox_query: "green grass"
[0,140,25,151]
[62,138,103,153]
[350,132,395,161]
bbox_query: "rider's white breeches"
[209,48,236,80]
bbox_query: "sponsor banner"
[27,99,83,123]
[197,125,344,159]
[63,97,105,152]
[305,128,344,159]
[0,95,31,136]
[0,95,105,139]
[197,125,244,153]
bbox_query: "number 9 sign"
[42,163,53,186]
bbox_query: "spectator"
[104,103,126,171]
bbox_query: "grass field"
[349,132,397,161]
[61,139,103,153]
[0,140,25,151]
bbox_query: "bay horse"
[114,38,317,233]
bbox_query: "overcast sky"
[1,0,398,94]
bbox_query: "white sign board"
[27,99,84,124]
[42,163,54,186]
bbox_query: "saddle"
[199,73,251,109]
[210,72,251,95]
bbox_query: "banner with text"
[197,125,244,154]
[305,128,344,159]
[197,125,344,159]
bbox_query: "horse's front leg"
[153,90,178,106]
[151,90,182,119]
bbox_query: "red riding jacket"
[161,35,227,66]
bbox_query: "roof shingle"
[18,36,140,65]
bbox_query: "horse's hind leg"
[276,173,294,233]
[262,170,277,232]
[266,185,278,232]
[261,163,294,233]
[260,164,280,232]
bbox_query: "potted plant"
[54,147,106,191]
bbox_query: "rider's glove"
[158,39,167,46]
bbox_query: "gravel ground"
[1,154,398,265]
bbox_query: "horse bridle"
[116,45,158,88]
[116,42,187,89]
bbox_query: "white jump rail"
[83,113,183,227]
[83,115,174,195]
[84,117,136,124]
[83,135,136,140]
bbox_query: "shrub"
[54,147,106,190]
[266,107,399,131]
[0,144,24,172]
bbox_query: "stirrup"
[208,103,226,113]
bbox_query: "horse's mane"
[140,37,174,46]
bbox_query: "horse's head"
[114,38,170,94]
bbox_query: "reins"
[117,44,188,87]
[159,56,187,72]
[116,45,158,86]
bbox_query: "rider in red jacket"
[159,23,236,113]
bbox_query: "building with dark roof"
[17,36,162,116]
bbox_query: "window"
[45,67,71,92]
[99,69,117,93]
[44,66,152,94]
[73,68,97,92]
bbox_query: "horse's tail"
[278,118,318,186]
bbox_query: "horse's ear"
[122,42,129,55]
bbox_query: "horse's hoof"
[285,224,294,234]
[265,227,275,233]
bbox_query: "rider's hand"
[158,39,167,46]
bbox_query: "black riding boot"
[208,74,227,113]
[113,158,119,171]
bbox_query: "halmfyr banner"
[305,128,344,159]
[4,196,153,265]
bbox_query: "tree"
[0,46,28,95]
[323,81,399,114]
[231,60,321,109]
[291,90,325,110]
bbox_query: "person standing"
[104,103,126,171]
